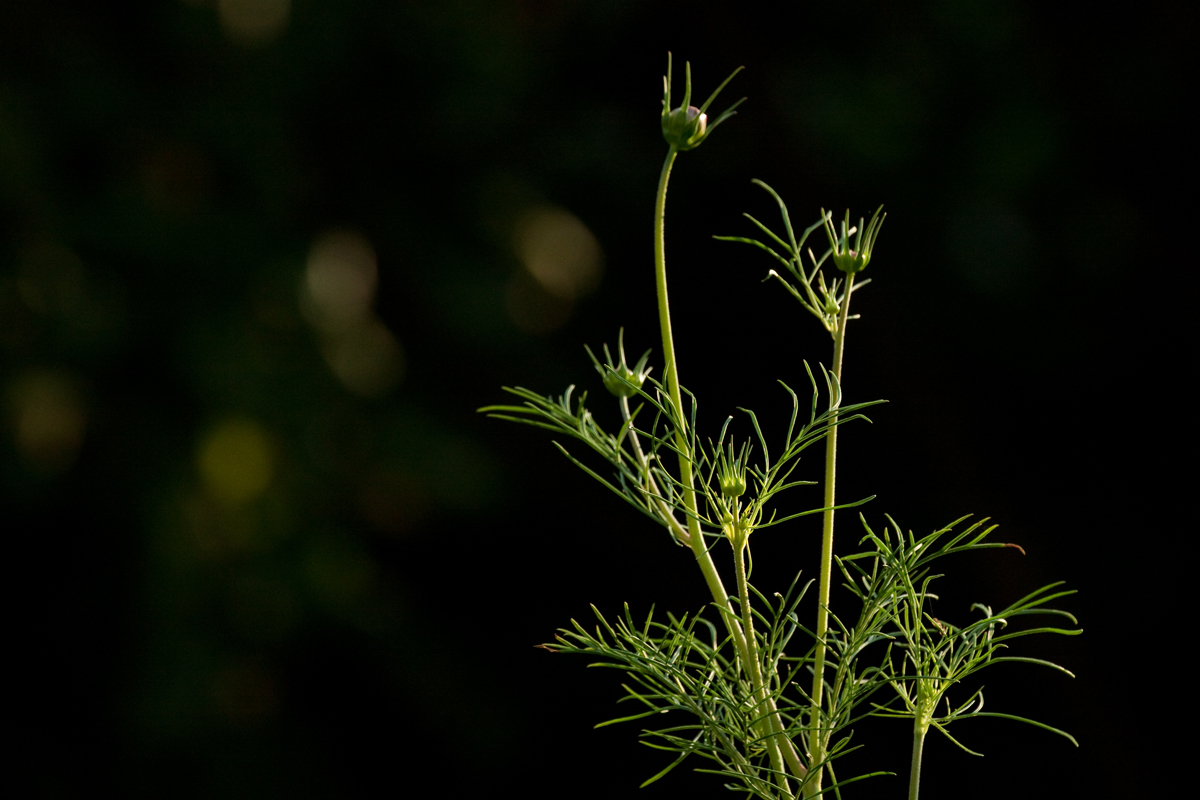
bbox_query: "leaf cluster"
[715,181,872,336]
[479,342,882,549]
[546,516,1079,795]
[551,576,891,798]
[841,516,1081,753]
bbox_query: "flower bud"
[662,105,708,150]
[720,470,747,498]
[587,329,652,399]
[603,364,646,398]
[831,249,868,274]
[822,206,885,275]
[717,440,749,498]
[659,54,744,153]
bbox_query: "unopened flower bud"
[662,105,707,150]
[659,55,744,153]
[720,470,747,498]
[831,249,868,274]
[603,365,646,398]
[823,206,886,275]
[588,330,653,399]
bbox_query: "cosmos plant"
[483,55,1078,799]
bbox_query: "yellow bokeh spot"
[8,368,86,474]
[218,0,291,46]
[198,418,274,504]
[514,206,603,301]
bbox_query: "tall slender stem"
[804,272,856,798]
[653,147,741,645]
[653,147,806,782]
[734,534,790,796]
[908,724,927,800]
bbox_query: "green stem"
[734,531,790,796]
[653,147,740,645]
[804,272,855,798]
[654,147,806,781]
[908,723,927,800]
[619,395,690,546]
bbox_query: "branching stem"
[654,147,805,782]
[805,272,856,797]
[734,532,791,796]
[619,395,690,546]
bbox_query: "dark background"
[3,1,1192,797]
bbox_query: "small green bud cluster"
[823,206,886,274]
[716,438,750,498]
[719,467,747,498]
[719,509,741,544]
[832,248,867,274]
[586,328,652,400]
[714,437,756,545]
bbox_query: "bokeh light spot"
[8,369,86,474]
[513,206,603,301]
[218,0,290,46]
[301,229,404,397]
[197,418,275,504]
[321,319,405,398]
[303,229,378,334]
